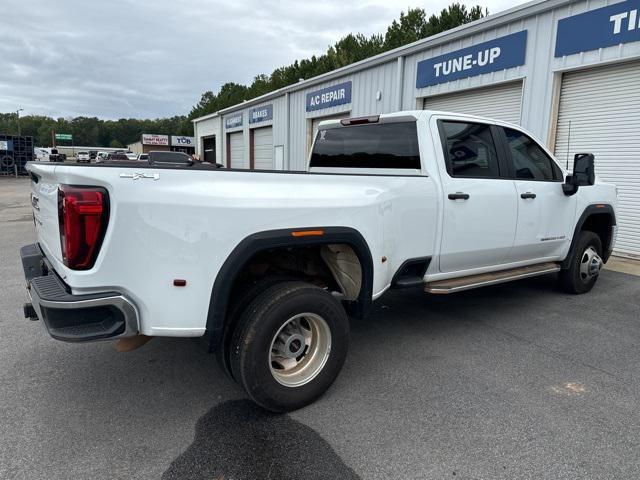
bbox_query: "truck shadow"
[162,399,361,480]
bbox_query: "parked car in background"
[148,150,192,165]
[88,150,98,160]
[33,148,50,162]
[125,152,138,161]
[76,152,90,163]
[95,151,109,163]
[137,153,149,161]
[105,152,130,162]
[22,111,617,412]
[49,148,61,162]
[35,148,62,162]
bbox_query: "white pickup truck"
[21,111,617,412]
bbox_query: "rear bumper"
[21,243,139,342]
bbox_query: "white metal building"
[193,0,640,258]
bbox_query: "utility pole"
[16,108,23,137]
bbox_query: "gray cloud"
[1,0,523,119]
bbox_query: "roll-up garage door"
[554,60,640,258]
[228,132,245,169]
[423,81,523,124]
[252,127,273,170]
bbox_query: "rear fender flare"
[205,226,374,349]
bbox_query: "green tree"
[383,8,429,50]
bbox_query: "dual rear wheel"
[222,281,349,412]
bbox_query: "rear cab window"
[309,121,422,173]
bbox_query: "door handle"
[448,192,470,200]
[520,192,537,199]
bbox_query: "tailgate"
[28,163,64,264]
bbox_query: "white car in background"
[76,151,90,163]
[125,152,138,161]
[34,148,50,162]
[95,151,109,163]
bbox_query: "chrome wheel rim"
[269,313,331,388]
[579,246,602,282]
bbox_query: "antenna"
[566,120,572,170]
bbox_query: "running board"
[425,262,561,294]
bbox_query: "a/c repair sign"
[306,81,352,112]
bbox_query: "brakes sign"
[416,31,527,88]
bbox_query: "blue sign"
[555,0,640,57]
[306,81,352,112]
[225,114,243,129]
[249,104,273,124]
[416,31,528,88]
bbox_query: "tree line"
[0,4,485,148]
[0,113,191,148]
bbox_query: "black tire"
[229,281,349,412]
[559,231,603,294]
[216,275,295,380]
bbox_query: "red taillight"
[58,185,109,270]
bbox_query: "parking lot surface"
[2,177,640,479]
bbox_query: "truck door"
[436,119,518,273]
[498,126,576,261]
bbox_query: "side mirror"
[572,153,595,186]
[563,153,595,195]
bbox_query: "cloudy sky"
[1,0,527,120]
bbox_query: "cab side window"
[440,121,501,178]
[503,128,562,181]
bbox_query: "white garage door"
[555,61,640,258]
[423,81,523,124]
[228,132,246,169]
[252,127,273,170]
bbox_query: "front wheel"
[229,281,349,412]
[559,231,603,294]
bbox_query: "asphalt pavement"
[2,177,640,479]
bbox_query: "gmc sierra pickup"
[21,111,617,412]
